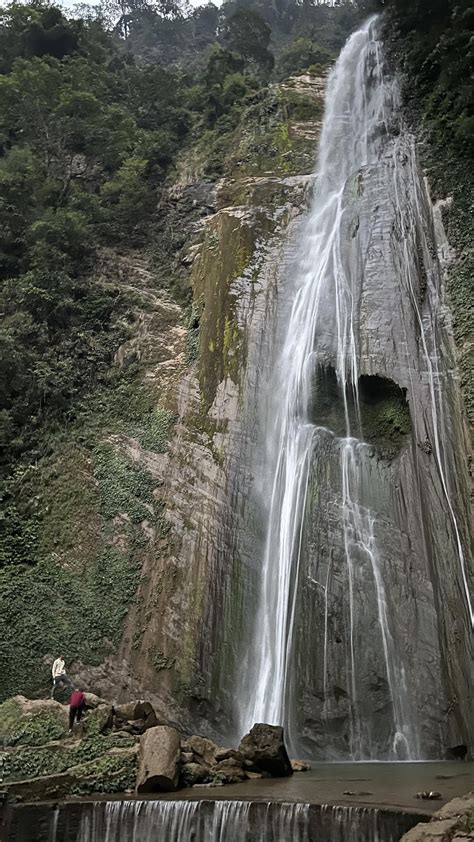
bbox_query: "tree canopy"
[0,0,363,512]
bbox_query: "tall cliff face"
[67,74,325,736]
[106,41,472,760]
[283,130,472,759]
[227,27,472,760]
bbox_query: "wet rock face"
[153,68,472,758]
[309,365,411,452]
[281,130,473,760]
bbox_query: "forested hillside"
[0,0,364,546]
[0,0,365,700]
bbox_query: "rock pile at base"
[400,793,474,841]
[0,696,296,800]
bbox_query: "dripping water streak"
[391,146,474,629]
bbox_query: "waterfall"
[74,799,308,841]
[239,15,472,759]
[66,799,420,841]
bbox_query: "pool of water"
[162,761,474,815]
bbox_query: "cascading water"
[12,799,424,842]
[74,800,310,841]
[239,16,473,759]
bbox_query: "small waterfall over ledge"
[237,16,473,760]
[8,799,427,841]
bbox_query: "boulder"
[114,700,158,731]
[180,762,212,787]
[0,696,68,747]
[134,702,159,730]
[435,794,474,821]
[82,704,113,736]
[238,724,293,778]
[181,751,194,764]
[113,702,137,722]
[84,693,105,709]
[192,780,224,789]
[215,747,244,764]
[136,726,180,793]
[117,718,147,736]
[186,735,220,766]
[245,770,264,780]
[291,759,311,772]
[214,760,246,783]
[401,819,464,841]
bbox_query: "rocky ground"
[401,794,474,841]
[0,695,305,802]
[1,695,471,842]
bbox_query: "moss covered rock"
[81,704,113,737]
[1,731,135,783]
[179,761,213,787]
[4,747,138,801]
[69,747,138,796]
[0,697,68,748]
[0,694,138,799]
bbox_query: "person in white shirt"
[51,656,73,699]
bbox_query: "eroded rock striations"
[70,73,324,741]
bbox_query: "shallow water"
[163,761,474,815]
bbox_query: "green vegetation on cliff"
[0,695,138,796]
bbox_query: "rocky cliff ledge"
[0,696,295,801]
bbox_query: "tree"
[0,4,81,73]
[221,8,274,76]
[278,36,333,77]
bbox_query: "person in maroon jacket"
[68,689,86,733]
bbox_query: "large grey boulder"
[214,759,246,783]
[238,724,293,777]
[185,735,220,766]
[136,726,180,792]
[114,700,159,732]
[179,762,212,787]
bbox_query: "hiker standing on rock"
[68,689,86,733]
[51,655,73,698]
